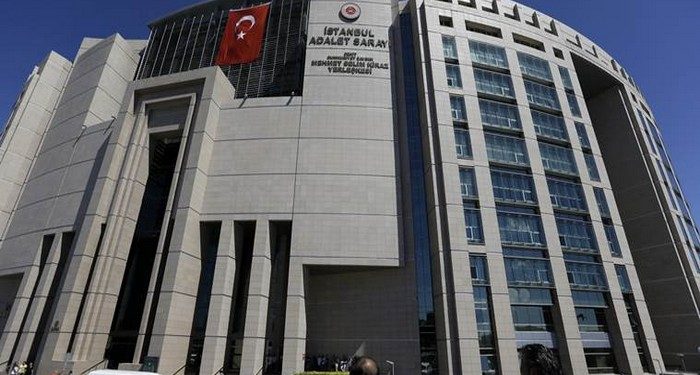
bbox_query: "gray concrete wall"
[588,86,700,371]
[0,52,71,255]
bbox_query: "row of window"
[468,246,648,372]
[444,38,584,118]
[634,108,700,271]
[470,256,499,375]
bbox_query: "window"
[559,66,574,91]
[513,33,545,52]
[575,307,608,332]
[593,188,610,218]
[450,95,467,121]
[615,265,632,294]
[460,168,478,199]
[547,177,587,212]
[509,287,554,332]
[480,354,498,375]
[517,52,552,82]
[474,286,495,347]
[574,122,591,149]
[455,128,472,159]
[466,21,502,38]
[531,110,567,141]
[584,153,601,181]
[539,142,578,176]
[524,81,561,111]
[439,15,453,27]
[572,290,607,306]
[442,35,458,60]
[469,40,508,69]
[485,133,529,166]
[497,206,545,246]
[604,225,622,257]
[553,47,564,59]
[491,169,537,204]
[585,349,617,374]
[556,213,597,251]
[465,202,484,243]
[470,255,489,283]
[474,69,515,98]
[446,64,462,88]
[565,258,607,289]
[567,93,582,117]
[470,259,499,373]
[505,257,552,286]
[479,99,520,130]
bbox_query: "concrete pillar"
[14,233,64,361]
[240,221,271,374]
[281,261,306,374]
[199,221,236,375]
[148,212,202,374]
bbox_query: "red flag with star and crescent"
[215,3,271,65]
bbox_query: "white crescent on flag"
[235,15,256,39]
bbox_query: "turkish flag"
[215,3,271,65]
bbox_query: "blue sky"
[0,0,698,221]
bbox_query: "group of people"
[3,344,559,375]
[304,353,355,371]
[305,344,562,375]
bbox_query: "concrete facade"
[0,0,695,374]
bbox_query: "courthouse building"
[0,0,698,373]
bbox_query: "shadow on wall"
[304,266,419,374]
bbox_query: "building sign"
[310,52,388,75]
[339,3,361,22]
[306,3,390,76]
[308,27,389,49]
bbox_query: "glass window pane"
[566,261,608,289]
[605,225,622,257]
[491,169,537,204]
[474,69,515,98]
[525,80,561,110]
[518,52,553,82]
[469,40,508,69]
[442,35,458,59]
[450,95,467,121]
[504,258,552,286]
[585,153,601,181]
[532,110,568,141]
[470,256,489,283]
[479,99,521,130]
[511,305,554,331]
[593,188,610,218]
[575,307,608,332]
[460,168,478,199]
[547,177,587,212]
[509,287,554,305]
[575,122,591,149]
[556,213,597,251]
[497,207,546,246]
[567,93,582,117]
[559,66,574,90]
[455,128,472,159]
[446,64,462,88]
[615,265,632,294]
[465,206,485,243]
[539,143,578,175]
[485,133,529,166]
[572,290,608,307]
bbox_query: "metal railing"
[80,359,108,375]
[170,364,187,375]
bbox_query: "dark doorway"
[105,135,181,368]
